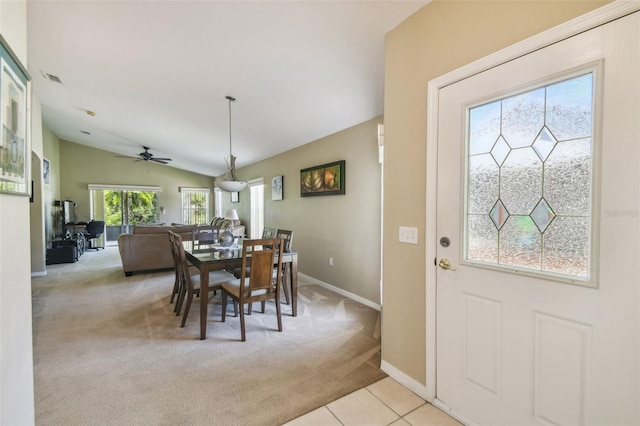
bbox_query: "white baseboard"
[298,273,381,311]
[31,270,47,277]
[380,359,429,400]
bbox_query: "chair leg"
[221,291,227,322]
[239,306,246,342]
[181,291,194,327]
[281,266,291,305]
[170,274,179,304]
[261,301,266,313]
[275,296,283,332]
[175,281,186,315]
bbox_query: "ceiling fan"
[117,146,172,164]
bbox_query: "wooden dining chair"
[220,238,284,341]
[275,229,293,304]
[262,227,278,239]
[168,230,184,310]
[192,225,220,250]
[169,230,236,327]
[168,230,205,314]
[233,226,278,278]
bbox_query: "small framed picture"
[43,158,50,184]
[230,191,239,203]
[272,175,283,201]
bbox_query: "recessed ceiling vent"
[41,71,64,84]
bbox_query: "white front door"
[435,12,638,425]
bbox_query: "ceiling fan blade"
[151,157,172,162]
[151,159,169,164]
[115,154,139,159]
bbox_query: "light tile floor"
[284,377,462,426]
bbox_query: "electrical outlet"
[399,226,418,244]
[329,257,334,266]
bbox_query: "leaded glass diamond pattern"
[533,127,557,161]
[490,200,509,230]
[531,198,556,232]
[466,73,593,279]
[491,136,510,166]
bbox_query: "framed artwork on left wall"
[43,158,50,184]
[0,34,32,197]
[272,175,283,201]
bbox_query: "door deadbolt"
[440,237,450,247]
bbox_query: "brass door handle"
[438,258,456,271]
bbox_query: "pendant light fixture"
[215,95,248,192]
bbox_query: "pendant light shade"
[216,96,248,192]
[216,180,247,192]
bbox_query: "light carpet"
[32,246,386,425]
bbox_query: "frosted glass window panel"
[532,127,558,161]
[469,101,501,155]
[469,154,500,214]
[501,88,545,148]
[464,72,594,282]
[499,216,541,270]
[546,74,593,141]
[491,136,511,166]
[468,214,499,263]
[500,148,543,215]
[544,138,591,216]
[543,217,589,278]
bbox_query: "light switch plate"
[399,226,418,244]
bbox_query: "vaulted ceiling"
[27,1,428,177]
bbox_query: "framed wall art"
[272,175,283,201]
[43,158,50,184]
[0,34,31,197]
[230,191,239,203]
[300,160,345,197]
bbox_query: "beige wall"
[382,0,609,386]
[233,117,382,303]
[57,139,215,231]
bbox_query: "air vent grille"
[41,72,64,84]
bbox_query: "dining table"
[182,240,299,340]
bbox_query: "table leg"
[290,256,298,317]
[200,266,209,340]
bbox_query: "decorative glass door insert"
[465,72,595,284]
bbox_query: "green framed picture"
[300,160,345,197]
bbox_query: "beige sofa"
[117,225,195,276]
[117,221,245,276]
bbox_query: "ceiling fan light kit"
[216,95,248,192]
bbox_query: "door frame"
[425,0,640,407]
